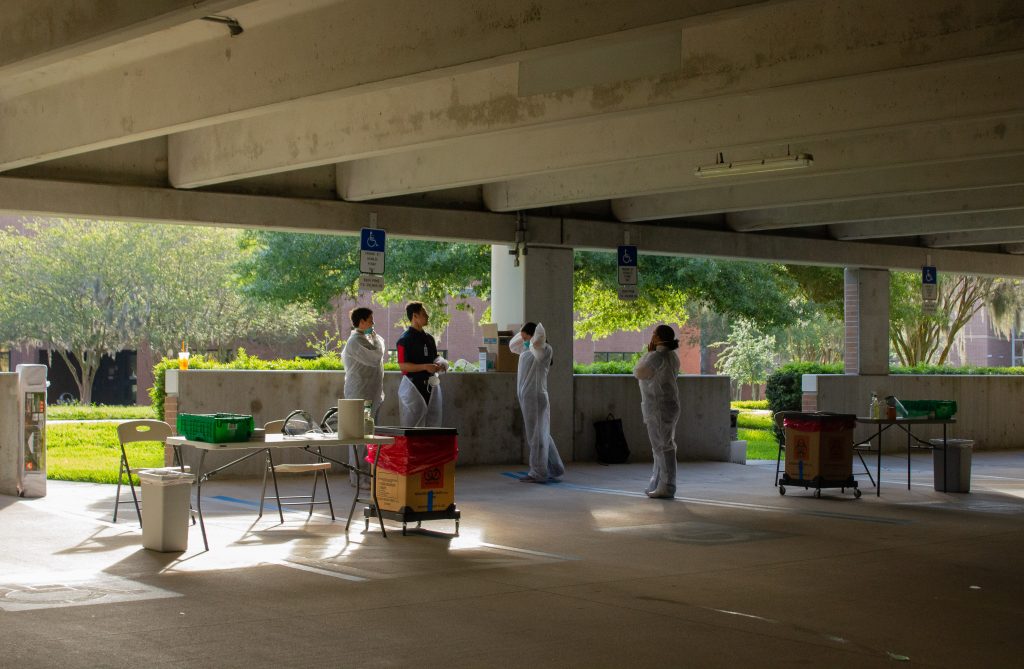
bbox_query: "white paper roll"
[338,398,364,439]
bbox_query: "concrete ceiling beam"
[729,185,1024,232]
[340,55,1024,201]
[3,176,1024,277]
[830,209,1024,240]
[0,0,768,170]
[0,0,248,78]
[167,0,1024,189]
[0,176,523,245]
[611,155,1024,222]
[923,227,1024,248]
[485,115,1024,213]
[557,217,1024,277]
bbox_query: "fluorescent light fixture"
[695,153,813,178]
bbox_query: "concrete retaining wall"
[808,374,1024,451]
[0,374,20,496]
[172,369,732,477]
[573,374,731,462]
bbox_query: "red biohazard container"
[366,427,458,514]
[783,413,856,482]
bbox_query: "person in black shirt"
[396,302,448,426]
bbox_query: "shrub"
[573,360,635,374]
[765,362,843,440]
[731,400,768,410]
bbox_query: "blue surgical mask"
[365,326,374,335]
[523,339,531,349]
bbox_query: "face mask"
[523,339,531,349]
[365,326,373,335]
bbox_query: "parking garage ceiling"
[1,0,1023,275]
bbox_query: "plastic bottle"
[363,400,374,437]
[869,391,879,419]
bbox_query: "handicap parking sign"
[360,228,386,275]
[618,245,638,288]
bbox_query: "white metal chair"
[258,420,335,522]
[114,419,174,524]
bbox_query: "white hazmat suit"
[634,345,681,497]
[509,323,565,481]
[398,358,447,427]
[343,328,386,485]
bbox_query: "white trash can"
[139,469,194,551]
[929,439,973,493]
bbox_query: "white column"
[489,244,525,329]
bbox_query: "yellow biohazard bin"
[365,427,460,535]
[780,413,860,498]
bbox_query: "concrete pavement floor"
[2,451,1023,668]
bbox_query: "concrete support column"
[490,244,574,462]
[844,268,890,376]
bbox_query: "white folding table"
[166,433,395,550]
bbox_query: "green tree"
[0,219,316,403]
[572,252,805,340]
[235,231,491,334]
[710,319,777,400]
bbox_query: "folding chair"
[773,411,802,487]
[258,420,335,522]
[114,419,174,524]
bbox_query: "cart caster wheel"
[455,520,460,536]
[364,519,369,531]
[814,489,822,498]
[854,488,862,498]
[402,523,407,536]
[778,486,786,496]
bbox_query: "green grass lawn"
[735,409,778,459]
[49,405,156,420]
[47,423,164,484]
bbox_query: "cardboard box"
[481,323,519,372]
[784,417,854,482]
[373,460,456,513]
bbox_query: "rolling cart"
[361,426,460,536]
[779,412,861,499]
[777,473,861,498]
[362,503,460,536]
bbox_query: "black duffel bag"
[593,413,630,464]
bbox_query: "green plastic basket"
[177,413,255,443]
[900,400,957,420]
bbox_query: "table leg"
[907,427,912,490]
[876,424,882,497]
[370,446,387,537]
[196,450,208,551]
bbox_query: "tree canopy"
[0,219,316,403]
[573,252,807,339]
[235,231,491,333]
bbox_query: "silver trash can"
[139,469,194,551]
[929,439,973,493]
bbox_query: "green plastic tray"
[177,413,254,443]
[900,400,957,420]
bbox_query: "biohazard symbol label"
[421,466,444,489]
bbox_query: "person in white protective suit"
[396,302,448,427]
[634,324,681,498]
[343,307,386,486]
[509,322,565,483]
